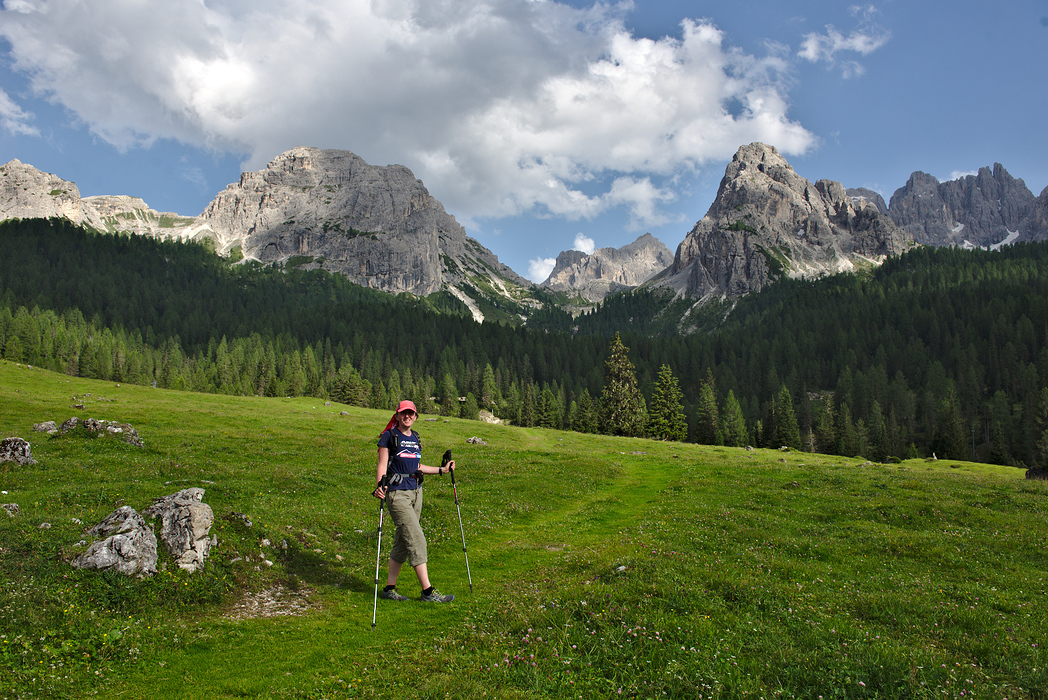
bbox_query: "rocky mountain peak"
[888,164,1034,247]
[653,142,910,299]
[196,147,528,302]
[541,233,674,302]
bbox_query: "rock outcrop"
[654,143,910,299]
[71,506,158,578]
[143,488,215,573]
[541,233,675,302]
[888,165,1034,247]
[55,416,144,447]
[0,437,37,466]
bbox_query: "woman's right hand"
[372,484,387,500]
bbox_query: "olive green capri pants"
[387,488,427,567]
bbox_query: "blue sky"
[2,1,1047,282]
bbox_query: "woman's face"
[395,410,417,430]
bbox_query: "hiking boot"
[420,588,454,603]
[379,587,408,601]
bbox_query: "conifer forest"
[3,217,1047,469]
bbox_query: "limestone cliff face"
[197,148,527,298]
[654,143,910,299]
[541,233,674,302]
[0,159,206,240]
[888,165,1035,247]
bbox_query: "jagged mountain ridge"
[651,143,911,300]
[540,233,675,303]
[885,165,1039,248]
[5,144,1048,320]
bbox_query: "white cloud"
[0,88,38,136]
[798,5,890,77]
[0,0,816,227]
[573,233,596,255]
[949,170,978,181]
[528,256,557,283]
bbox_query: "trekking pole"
[371,492,386,630]
[443,449,473,593]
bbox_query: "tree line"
[2,217,1048,468]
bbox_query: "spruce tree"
[597,333,647,437]
[773,385,801,450]
[648,364,687,441]
[695,369,721,445]
[722,390,750,447]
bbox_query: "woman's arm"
[416,459,455,475]
[373,446,390,499]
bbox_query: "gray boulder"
[2,503,19,517]
[0,437,37,466]
[143,488,215,573]
[33,421,58,434]
[71,506,158,578]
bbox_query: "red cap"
[382,400,419,435]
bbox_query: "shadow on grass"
[279,540,370,592]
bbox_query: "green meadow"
[1,359,1045,699]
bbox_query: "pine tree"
[597,333,647,437]
[648,364,687,441]
[519,382,536,427]
[722,390,750,447]
[773,385,801,450]
[695,369,721,445]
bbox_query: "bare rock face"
[0,159,96,225]
[72,506,158,578]
[0,437,37,466]
[656,143,910,299]
[542,233,674,302]
[143,488,215,573]
[1020,187,1048,242]
[0,160,205,240]
[888,165,1035,247]
[198,147,527,297]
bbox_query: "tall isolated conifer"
[598,333,647,437]
[648,364,687,441]
[695,369,721,445]
[722,390,750,448]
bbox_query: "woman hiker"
[372,400,457,603]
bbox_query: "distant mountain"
[540,233,674,303]
[0,159,205,239]
[650,143,910,299]
[0,150,532,322]
[887,165,1037,248]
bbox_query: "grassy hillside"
[0,359,1045,699]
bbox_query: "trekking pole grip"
[442,449,454,483]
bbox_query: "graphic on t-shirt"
[395,446,421,460]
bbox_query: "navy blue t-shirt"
[378,429,422,490]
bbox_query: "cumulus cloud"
[0,88,38,136]
[798,5,890,77]
[0,0,815,227]
[573,233,596,255]
[528,256,557,283]
[949,170,978,181]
